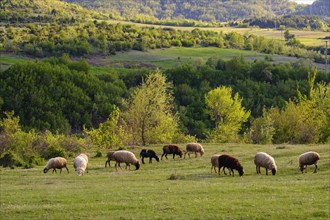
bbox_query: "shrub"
[0,151,24,168]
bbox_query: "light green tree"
[205,86,250,142]
[121,70,188,145]
[86,106,126,149]
[269,72,329,144]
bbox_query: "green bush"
[0,151,24,168]
[43,145,67,159]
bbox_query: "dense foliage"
[246,15,328,30]
[0,56,127,133]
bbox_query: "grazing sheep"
[254,152,277,176]
[105,151,116,167]
[161,144,183,160]
[298,151,320,173]
[140,149,160,164]
[112,150,140,170]
[43,157,69,174]
[210,154,229,174]
[184,143,204,159]
[73,153,89,176]
[218,154,244,177]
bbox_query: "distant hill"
[0,0,107,23]
[63,0,301,22]
[296,0,330,18]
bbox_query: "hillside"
[0,0,107,23]
[63,0,301,22]
[297,0,330,18]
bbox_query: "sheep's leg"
[173,154,175,159]
[314,164,318,173]
[230,168,234,176]
[142,157,145,164]
[60,168,62,174]
[52,168,57,174]
[65,166,69,173]
[218,166,223,175]
[223,167,227,175]
[266,168,268,176]
[195,152,197,158]
[149,157,152,164]
[184,152,187,159]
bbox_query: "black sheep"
[218,154,244,177]
[140,149,160,164]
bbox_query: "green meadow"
[1,144,329,219]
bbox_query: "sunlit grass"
[1,144,329,219]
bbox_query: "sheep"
[161,144,183,160]
[73,153,89,176]
[43,157,69,174]
[218,154,244,177]
[298,151,320,173]
[140,149,160,164]
[112,150,140,171]
[184,143,204,159]
[210,154,229,174]
[105,151,116,167]
[254,152,277,176]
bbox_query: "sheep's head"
[43,168,49,173]
[135,161,140,170]
[76,168,84,176]
[237,166,244,176]
[178,150,183,158]
[200,150,204,156]
[155,156,160,162]
[271,168,277,175]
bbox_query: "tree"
[86,106,126,149]
[121,70,182,145]
[205,86,250,142]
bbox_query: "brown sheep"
[161,144,183,160]
[218,154,244,177]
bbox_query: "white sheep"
[254,152,277,175]
[184,143,204,159]
[43,157,69,174]
[210,154,229,174]
[73,153,89,176]
[298,151,320,173]
[112,150,140,171]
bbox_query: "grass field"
[1,144,329,219]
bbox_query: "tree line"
[1,55,329,139]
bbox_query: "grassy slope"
[1,144,329,219]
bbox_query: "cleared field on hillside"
[1,144,329,219]
[88,47,302,70]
